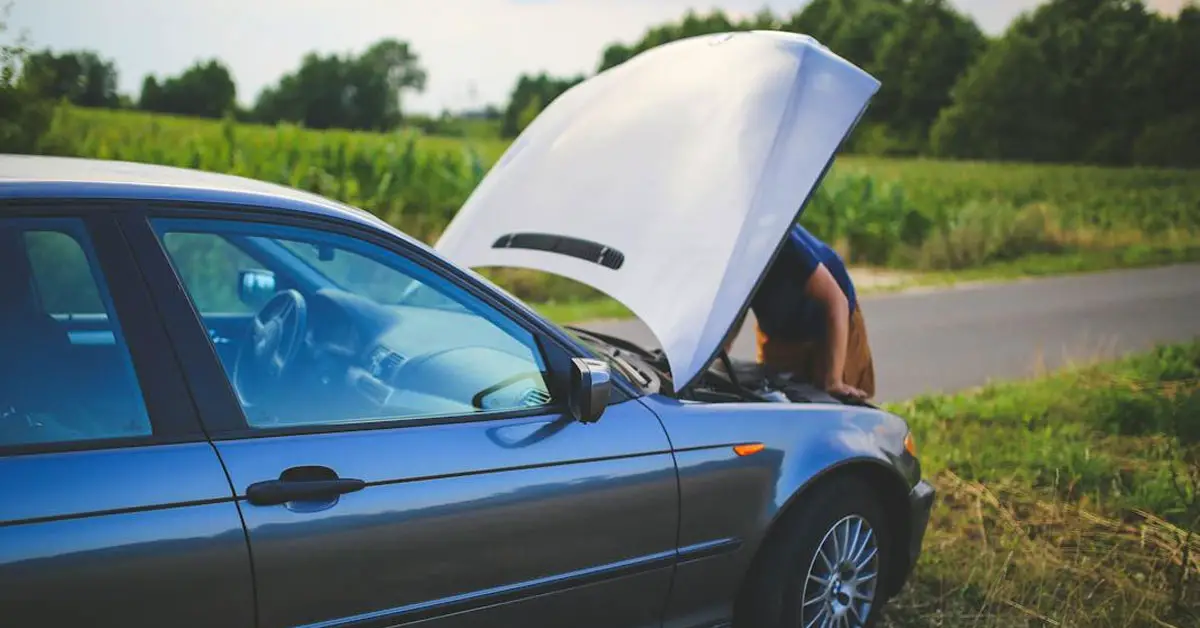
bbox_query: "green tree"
[868,0,986,150]
[516,94,543,134]
[500,73,583,138]
[785,0,986,154]
[252,53,342,128]
[785,0,905,70]
[0,5,51,152]
[596,9,766,73]
[1133,112,1200,168]
[344,39,427,130]
[21,49,120,108]
[139,59,236,119]
[1132,4,1200,168]
[933,0,1196,166]
[1163,5,1200,120]
[252,38,426,131]
[930,34,1073,162]
[587,3,985,156]
[1008,0,1177,164]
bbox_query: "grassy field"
[33,106,1200,321]
[880,341,1200,627]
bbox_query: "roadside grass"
[901,243,1200,289]
[879,341,1200,628]
[529,243,1200,325]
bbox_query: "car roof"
[0,154,406,238]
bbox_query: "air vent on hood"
[492,232,625,270]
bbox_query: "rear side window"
[0,219,152,448]
[25,231,106,315]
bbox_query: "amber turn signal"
[733,443,765,457]
[903,432,918,457]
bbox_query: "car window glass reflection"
[0,220,153,447]
[153,219,554,430]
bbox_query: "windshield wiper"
[609,352,651,387]
[568,329,655,389]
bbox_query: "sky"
[8,0,1191,114]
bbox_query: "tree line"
[507,0,1199,168]
[4,0,1198,167]
[10,37,429,132]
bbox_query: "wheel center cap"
[827,577,855,616]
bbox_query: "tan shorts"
[754,305,876,398]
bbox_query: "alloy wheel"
[798,514,880,628]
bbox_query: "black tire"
[734,474,894,628]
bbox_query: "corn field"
[35,106,1200,281]
[39,107,507,243]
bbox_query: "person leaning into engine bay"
[736,223,876,400]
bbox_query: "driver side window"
[152,217,554,430]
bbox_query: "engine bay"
[566,326,872,408]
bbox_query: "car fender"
[637,395,917,623]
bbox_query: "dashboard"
[291,288,555,425]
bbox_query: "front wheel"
[735,475,893,628]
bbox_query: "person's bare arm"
[804,264,866,399]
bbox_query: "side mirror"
[569,357,611,424]
[238,269,277,308]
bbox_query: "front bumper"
[908,480,935,561]
[893,479,935,595]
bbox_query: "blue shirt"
[750,224,857,342]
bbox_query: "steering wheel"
[233,289,308,407]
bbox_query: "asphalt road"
[579,263,1200,402]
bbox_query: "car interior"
[0,225,152,447]
[159,229,556,430]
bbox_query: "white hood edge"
[435,31,881,392]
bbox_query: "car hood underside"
[435,30,880,392]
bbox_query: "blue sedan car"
[0,32,932,628]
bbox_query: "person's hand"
[826,379,868,400]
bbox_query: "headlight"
[903,431,918,458]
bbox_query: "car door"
[0,210,254,628]
[119,206,681,628]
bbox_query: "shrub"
[1133,112,1200,169]
[0,13,52,153]
[917,201,1062,269]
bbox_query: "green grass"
[855,243,1200,298]
[879,341,1200,627]
[913,243,1200,285]
[531,298,633,324]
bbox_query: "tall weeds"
[883,342,1200,627]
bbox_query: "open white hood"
[435,31,880,392]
